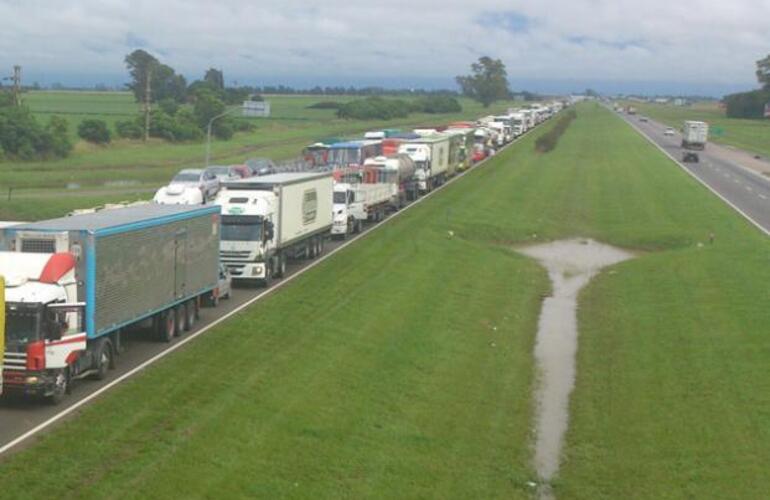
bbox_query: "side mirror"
[265,221,275,241]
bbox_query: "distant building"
[654,97,669,104]
[673,98,687,106]
[242,100,271,117]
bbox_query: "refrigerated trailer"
[217,172,333,285]
[0,204,221,403]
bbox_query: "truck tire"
[315,237,323,257]
[174,306,184,337]
[184,300,196,331]
[275,254,287,278]
[158,311,175,343]
[92,339,112,381]
[307,239,316,259]
[45,368,69,405]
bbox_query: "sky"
[0,0,768,96]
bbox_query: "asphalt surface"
[619,112,770,235]
[0,124,535,456]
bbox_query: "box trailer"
[398,134,451,193]
[217,172,333,284]
[0,204,221,403]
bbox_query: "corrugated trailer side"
[89,207,220,338]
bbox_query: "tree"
[124,50,186,103]
[456,57,510,107]
[757,54,770,90]
[204,68,225,91]
[46,116,73,157]
[193,88,232,139]
[78,119,111,144]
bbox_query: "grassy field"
[0,103,768,499]
[629,100,770,158]
[1,92,514,220]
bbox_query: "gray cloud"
[0,0,768,94]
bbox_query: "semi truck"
[363,154,419,204]
[444,128,474,171]
[0,204,221,403]
[0,277,3,397]
[681,120,709,162]
[216,172,333,285]
[331,182,393,238]
[398,134,451,194]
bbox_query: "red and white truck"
[0,204,221,403]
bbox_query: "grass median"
[0,103,768,499]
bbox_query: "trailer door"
[174,229,188,299]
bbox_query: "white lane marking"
[746,186,753,192]
[760,194,768,200]
[0,113,536,457]
[619,112,770,238]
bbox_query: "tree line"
[723,54,770,119]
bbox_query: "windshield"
[6,305,41,344]
[207,167,229,175]
[221,215,263,242]
[172,172,200,182]
[333,191,347,203]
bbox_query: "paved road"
[618,112,770,235]
[0,122,538,456]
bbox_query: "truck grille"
[21,238,56,253]
[225,263,245,276]
[220,250,251,260]
[3,352,26,371]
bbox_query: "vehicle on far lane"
[204,165,241,182]
[664,127,675,136]
[167,168,219,202]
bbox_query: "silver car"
[169,168,219,201]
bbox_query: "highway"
[0,125,531,457]
[618,111,770,235]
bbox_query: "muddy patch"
[517,238,634,496]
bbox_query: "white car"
[153,185,204,205]
[168,168,219,201]
[664,127,675,136]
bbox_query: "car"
[168,168,219,201]
[639,116,648,122]
[664,127,675,136]
[153,185,205,205]
[682,152,699,163]
[245,157,277,176]
[204,165,241,182]
[229,164,252,178]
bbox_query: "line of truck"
[0,100,566,404]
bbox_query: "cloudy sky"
[1,0,768,96]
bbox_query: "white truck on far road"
[681,120,709,162]
[216,172,333,285]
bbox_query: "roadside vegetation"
[0,104,768,499]
[0,93,514,221]
[631,100,770,159]
[534,108,576,152]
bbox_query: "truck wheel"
[158,311,175,343]
[174,306,184,337]
[307,240,316,259]
[93,340,112,381]
[263,261,273,287]
[275,254,287,278]
[315,237,323,257]
[46,368,69,405]
[184,300,196,331]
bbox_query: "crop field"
[0,104,768,498]
[1,91,514,221]
[630,100,770,159]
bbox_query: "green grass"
[1,103,768,498]
[1,92,514,220]
[629,100,770,158]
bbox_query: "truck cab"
[216,189,278,282]
[398,144,431,193]
[1,252,87,403]
[332,183,363,238]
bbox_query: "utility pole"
[143,65,152,142]
[12,66,21,107]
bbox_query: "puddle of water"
[66,182,81,190]
[517,238,634,494]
